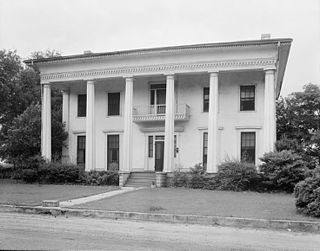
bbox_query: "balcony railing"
[133,104,190,122]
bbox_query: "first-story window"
[108,92,120,116]
[107,135,119,170]
[148,136,153,158]
[203,132,208,168]
[241,132,256,164]
[77,94,86,117]
[77,136,86,165]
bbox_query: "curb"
[0,204,319,233]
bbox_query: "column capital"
[123,74,134,78]
[61,89,70,94]
[165,74,174,80]
[264,68,276,74]
[208,70,219,75]
[125,76,134,82]
[87,80,95,85]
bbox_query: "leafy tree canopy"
[277,83,320,166]
[0,49,66,163]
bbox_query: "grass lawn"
[0,179,118,206]
[74,187,319,222]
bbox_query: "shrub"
[169,169,189,187]
[215,161,260,191]
[21,169,38,183]
[38,163,84,184]
[188,164,210,189]
[259,150,307,192]
[294,168,320,217]
[82,170,119,186]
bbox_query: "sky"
[0,0,319,96]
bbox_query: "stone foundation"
[119,171,130,187]
[155,172,167,187]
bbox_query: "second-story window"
[108,92,120,116]
[240,86,255,111]
[203,87,209,112]
[77,94,86,117]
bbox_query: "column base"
[119,171,130,187]
[155,172,167,187]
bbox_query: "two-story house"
[25,36,292,187]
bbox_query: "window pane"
[148,136,153,158]
[77,136,86,164]
[108,93,120,116]
[203,87,209,112]
[240,86,255,111]
[241,132,256,164]
[203,132,208,168]
[78,94,86,117]
[107,135,119,170]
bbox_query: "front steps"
[124,172,156,187]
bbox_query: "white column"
[263,69,276,153]
[62,90,70,163]
[163,74,175,173]
[85,80,95,171]
[41,84,51,162]
[122,77,133,172]
[207,72,219,173]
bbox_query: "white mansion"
[25,36,292,186]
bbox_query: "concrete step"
[124,171,156,187]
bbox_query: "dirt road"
[0,212,319,250]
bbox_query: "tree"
[277,83,320,141]
[0,49,66,164]
[0,103,67,166]
[276,83,320,167]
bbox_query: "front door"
[155,141,164,172]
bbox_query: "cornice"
[40,57,276,83]
[25,38,292,65]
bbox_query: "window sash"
[77,94,86,117]
[203,132,208,168]
[108,93,120,116]
[241,132,256,164]
[203,87,209,112]
[77,136,86,164]
[240,86,255,111]
[148,136,153,158]
[107,135,119,166]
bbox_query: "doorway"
[154,135,165,172]
[150,84,166,114]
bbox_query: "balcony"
[133,104,190,122]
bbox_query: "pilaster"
[263,69,276,153]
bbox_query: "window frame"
[107,134,120,170]
[203,87,210,112]
[240,132,256,164]
[107,92,121,116]
[77,94,87,117]
[202,132,208,168]
[77,135,86,165]
[239,85,256,112]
